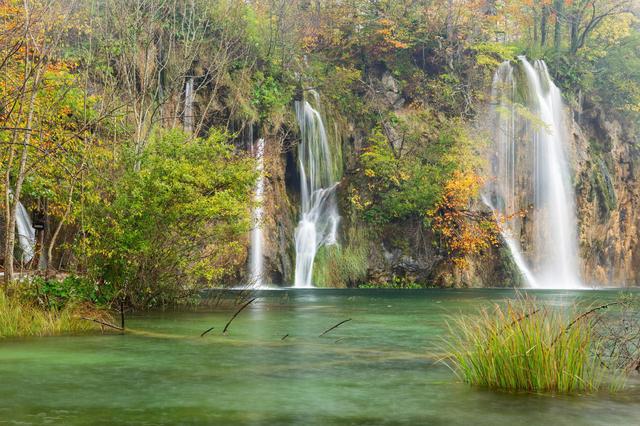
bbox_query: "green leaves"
[356,113,481,227]
[82,128,256,307]
[251,72,294,122]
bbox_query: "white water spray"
[15,201,35,263]
[293,91,340,288]
[184,77,194,133]
[486,57,582,289]
[248,138,266,287]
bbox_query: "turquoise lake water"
[0,289,638,425]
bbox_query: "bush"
[358,276,423,289]
[444,297,622,393]
[18,276,116,310]
[83,129,256,308]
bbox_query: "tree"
[563,0,632,54]
[82,129,256,307]
[1,0,79,285]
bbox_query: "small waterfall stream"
[487,57,582,289]
[184,77,194,133]
[15,201,36,263]
[248,138,266,287]
[293,91,340,288]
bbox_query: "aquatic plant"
[445,297,621,393]
[0,291,112,338]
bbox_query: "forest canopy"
[1,0,639,304]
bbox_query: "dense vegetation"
[1,1,639,309]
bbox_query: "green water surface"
[0,289,639,425]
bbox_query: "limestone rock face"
[381,71,406,110]
[572,104,640,286]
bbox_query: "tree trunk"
[541,5,549,47]
[553,0,563,54]
[46,184,75,276]
[4,56,45,285]
[446,0,454,40]
[570,15,579,54]
[37,201,47,272]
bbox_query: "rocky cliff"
[573,103,640,286]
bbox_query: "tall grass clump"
[445,297,616,393]
[0,291,111,338]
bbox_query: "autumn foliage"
[430,172,500,267]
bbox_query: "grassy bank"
[0,285,113,339]
[445,297,624,393]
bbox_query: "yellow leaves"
[430,171,499,270]
[301,35,318,52]
[349,188,371,211]
[364,168,376,178]
[373,17,411,53]
[591,13,637,47]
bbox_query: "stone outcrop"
[573,104,640,286]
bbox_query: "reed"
[445,297,614,393]
[0,292,111,338]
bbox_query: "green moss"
[312,229,369,288]
[498,246,525,288]
[589,159,617,220]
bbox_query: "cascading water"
[486,57,582,289]
[248,138,266,287]
[293,91,340,288]
[15,201,35,263]
[184,77,194,133]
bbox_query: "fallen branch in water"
[200,326,215,337]
[222,297,257,335]
[319,318,352,337]
[81,317,124,332]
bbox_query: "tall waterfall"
[486,57,582,289]
[293,91,340,288]
[248,138,266,287]
[15,201,35,263]
[184,77,194,133]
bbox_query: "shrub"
[18,276,116,310]
[83,129,256,308]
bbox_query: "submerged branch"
[81,317,124,332]
[319,318,352,337]
[222,297,256,335]
[200,326,215,337]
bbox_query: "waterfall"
[486,57,582,289]
[184,77,194,133]
[248,138,266,287]
[15,201,35,263]
[293,91,340,288]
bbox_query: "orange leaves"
[430,171,499,269]
[372,17,411,53]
